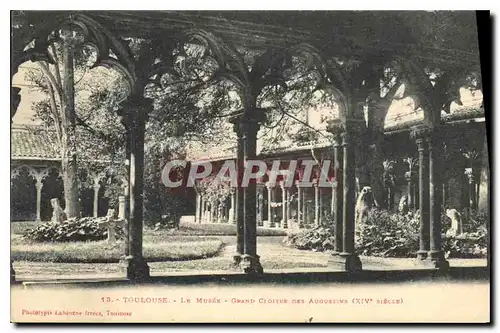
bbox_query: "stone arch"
[11,165,38,221]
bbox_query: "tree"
[25,33,126,218]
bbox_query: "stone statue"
[217,202,224,223]
[398,195,409,215]
[355,186,376,226]
[446,208,463,236]
[50,198,66,223]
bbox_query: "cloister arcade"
[11,11,487,281]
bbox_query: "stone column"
[230,189,236,224]
[330,182,335,215]
[280,182,288,229]
[119,97,150,281]
[428,130,449,268]
[229,116,245,265]
[93,177,101,218]
[35,179,43,223]
[202,197,207,223]
[302,187,308,226]
[286,188,293,224]
[257,184,264,227]
[465,169,476,212]
[118,195,126,220]
[340,130,361,271]
[266,183,274,228]
[210,200,216,223]
[118,111,131,263]
[314,182,320,226]
[405,171,413,209]
[411,126,431,261]
[195,193,200,223]
[232,109,265,274]
[297,183,303,228]
[329,130,343,256]
[442,181,449,210]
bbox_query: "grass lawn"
[173,221,287,236]
[11,221,39,235]
[11,235,224,263]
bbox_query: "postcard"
[10,9,490,323]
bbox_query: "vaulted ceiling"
[12,10,481,67]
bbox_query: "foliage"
[284,226,336,251]
[443,230,487,259]
[464,210,489,233]
[23,217,124,243]
[355,209,420,257]
[285,209,488,259]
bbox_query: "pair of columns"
[327,128,362,271]
[269,182,330,229]
[11,166,54,223]
[411,125,449,268]
[118,95,151,281]
[195,194,236,224]
[230,109,266,274]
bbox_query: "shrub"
[284,226,336,251]
[23,217,124,243]
[285,208,488,259]
[443,230,488,259]
[355,209,420,257]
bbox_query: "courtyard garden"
[11,207,488,281]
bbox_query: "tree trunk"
[61,152,79,218]
[61,35,79,218]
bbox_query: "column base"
[416,250,429,260]
[233,253,242,266]
[119,255,150,282]
[428,251,450,269]
[329,253,362,272]
[35,218,41,223]
[11,261,15,283]
[240,254,264,275]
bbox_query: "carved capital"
[464,168,475,184]
[229,108,266,137]
[326,119,345,137]
[341,131,351,146]
[410,125,432,141]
